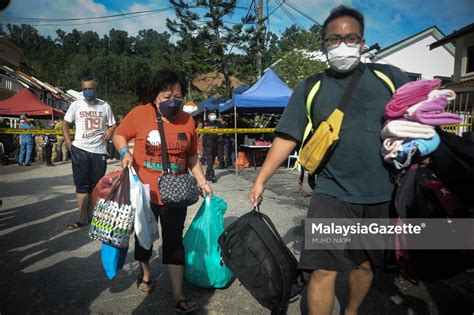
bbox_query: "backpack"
[430,128,474,206]
[296,64,396,194]
[218,208,305,314]
[395,165,474,282]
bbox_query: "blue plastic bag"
[183,195,234,288]
[101,243,128,280]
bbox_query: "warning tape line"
[1,124,471,135]
[0,128,74,135]
[196,128,275,134]
[0,128,275,135]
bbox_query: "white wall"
[373,34,454,80]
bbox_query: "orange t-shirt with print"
[115,103,198,205]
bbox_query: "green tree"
[166,0,241,96]
[270,24,326,88]
[273,51,327,89]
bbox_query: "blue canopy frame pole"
[234,105,238,175]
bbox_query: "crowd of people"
[0,115,72,166]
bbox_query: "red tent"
[0,88,65,118]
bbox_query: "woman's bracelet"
[119,147,129,159]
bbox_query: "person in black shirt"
[216,115,230,168]
[248,5,410,315]
[202,111,219,182]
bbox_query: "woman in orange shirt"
[114,70,212,314]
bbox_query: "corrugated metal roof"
[430,23,474,50]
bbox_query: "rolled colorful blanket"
[398,133,441,159]
[385,79,442,118]
[428,89,456,101]
[406,96,462,126]
[382,137,404,162]
[381,120,436,140]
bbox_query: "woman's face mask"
[326,43,361,73]
[209,114,217,121]
[157,99,182,120]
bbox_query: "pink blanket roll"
[385,79,442,119]
[406,95,462,125]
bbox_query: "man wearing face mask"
[248,6,410,315]
[62,77,117,230]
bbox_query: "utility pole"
[256,0,263,78]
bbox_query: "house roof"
[441,78,474,91]
[191,71,244,96]
[0,38,25,69]
[365,26,455,60]
[430,23,474,50]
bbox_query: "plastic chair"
[287,151,301,172]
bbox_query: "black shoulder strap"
[153,105,170,173]
[337,67,363,112]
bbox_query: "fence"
[441,87,473,136]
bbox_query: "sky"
[1,0,473,49]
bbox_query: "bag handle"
[152,105,170,174]
[108,167,130,204]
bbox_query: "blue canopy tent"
[191,85,249,117]
[219,69,293,113]
[218,69,293,174]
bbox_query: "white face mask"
[326,43,361,73]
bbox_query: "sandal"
[175,299,198,314]
[136,277,154,293]
[66,221,87,230]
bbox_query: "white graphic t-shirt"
[64,99,116,154]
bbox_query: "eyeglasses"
[83,88,95,91]
[324,34,362,48]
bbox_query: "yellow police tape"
[196,128,275,134]
[1,125,472,135]
[0,128,74,135]
[0,128,276,135]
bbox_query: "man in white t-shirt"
[62,77,116,230]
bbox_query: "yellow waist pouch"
[299,108,344,174]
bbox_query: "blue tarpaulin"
[219,69,293,113]
[191,85,249,117]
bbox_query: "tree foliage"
[166,0,242,96]
[1,17,327,116]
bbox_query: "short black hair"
[81,76,98,84]
[322,5,365,39]
[148,70,188,103]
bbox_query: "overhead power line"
[284,0,320,25]
[1,7,173,22]
[268,0,286,17]
[27,11,170,27]
[276,0,303,28]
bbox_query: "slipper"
[66,221,87,230]
[175,299,198,314]
[137,277,154,293]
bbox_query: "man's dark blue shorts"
[71,145,107,194]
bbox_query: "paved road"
[0,161,473,314]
